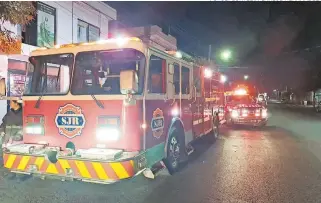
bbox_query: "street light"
[220,49,232,62]
[244,75,249,80]
[220,74,227,106]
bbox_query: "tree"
[0,2,35,54]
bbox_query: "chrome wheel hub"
[169,136,180,168]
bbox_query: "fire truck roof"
[31,37,146,57]
[30,37,218,73]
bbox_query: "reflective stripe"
[6,126,22,129]
[5,154,16,168]
[75,160,91,179]
[92,162,109,180]
[3,153,136,181]
[110,163,129,179]
[17,156,30,170]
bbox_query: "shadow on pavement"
[178,134,217,173]
[224,125,278,131]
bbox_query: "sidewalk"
[270,106,321,162]
[285,103,314,108]
[278,103,321,118]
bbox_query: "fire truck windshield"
[25,53,73,95]
[71,48,145,95]
[227,95,255,104]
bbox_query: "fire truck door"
[192,67,204,138]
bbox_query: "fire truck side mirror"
[120,70,138,94]
[0,78,6,97]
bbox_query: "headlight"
[96,127,120,141]
[25,125,44,135]
[241,109,248,117]
[231,110,239,118]
[255,109,260,116]
[262,109,268,118]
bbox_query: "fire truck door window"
[148,55,166,94]
[25,54,73,95]
[181,66,190,94]
[173,64,180,94]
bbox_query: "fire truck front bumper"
[2,148,147,184]
[231,117,267,126]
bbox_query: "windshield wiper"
[91,94,104,109]
[34,83,47,109]
[35,63,48,109]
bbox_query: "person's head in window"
[10,100,22,112]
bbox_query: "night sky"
[107,2,321,93]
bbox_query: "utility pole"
[72,1,74,43]
[208,44,212,62]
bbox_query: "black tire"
[163,127,184,175]
[258,122,267,129]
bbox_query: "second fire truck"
[0,36,224,184]
[223,85,268,127]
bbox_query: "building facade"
[0,1,116,121]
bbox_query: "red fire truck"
[0,37,224,184]
[224,85,268,127]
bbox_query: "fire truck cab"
[0,37,223,184]
[224,86,268,127]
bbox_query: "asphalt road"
[2,104,321,203]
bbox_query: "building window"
[148,55,166,94]
[21,2,56,47]
[77,20,88,43]
[89,25,100,42]
[182,66,190,94]
[36,2,56,48]
[77,19,100,43]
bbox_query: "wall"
[43,1,116,44]
[0,56,8,125]
[118,25,177,51]
[2,2,116,46]
[0,2,117,124]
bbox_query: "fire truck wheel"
[258,122,267,129]
[164,127,184,175]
